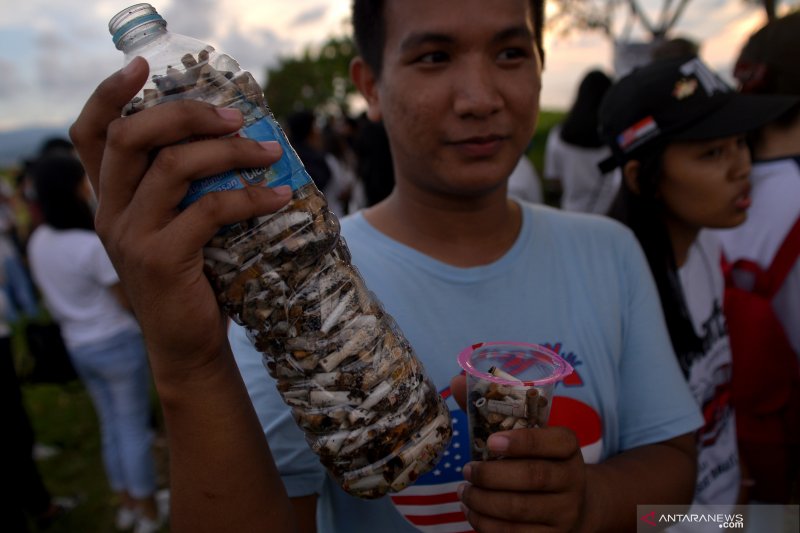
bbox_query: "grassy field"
[527,109,566,206]
[17,343,170,533]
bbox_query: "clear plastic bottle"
[108,4,452,498]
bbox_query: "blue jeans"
[69,329,156,498]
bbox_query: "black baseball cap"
[597,57,799,172]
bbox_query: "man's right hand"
[69,56,291,382]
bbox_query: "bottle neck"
[114,19,167,52]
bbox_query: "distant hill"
[0,125,72,170]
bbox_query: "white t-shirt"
[714,156,800,359]
[507,155,542,204]
[27,225,139,350]
[544,125,621,214]
[323,154,358,219]
[678,230,740,506]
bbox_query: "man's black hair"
[352,0,545,78]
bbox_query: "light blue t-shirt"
[229,202,703,533]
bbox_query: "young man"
[70,0,702,531]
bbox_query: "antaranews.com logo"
[639,509,742,529]
[637,504,798,532]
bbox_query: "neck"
[664,215,699,268]
[753,115,800,160]
[363,183,522,267]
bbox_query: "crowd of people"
[7,1,799,531]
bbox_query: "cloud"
[219,26,293,86]
[291,5,329,28]
[0,58,25,99]
[34,25,117,99]
[164,0,219,40]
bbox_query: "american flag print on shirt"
[390,388,473,533]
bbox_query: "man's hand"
[451,375,587,532]
[451,375,696,532]
[70,56,291,382]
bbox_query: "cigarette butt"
[489,365,520,381]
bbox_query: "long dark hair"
[31,154,95,231]
[607,146,703,375]
[559,70,613,148]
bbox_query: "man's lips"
[449,134,507,157]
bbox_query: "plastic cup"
[457,341,574,461]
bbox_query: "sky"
[0,0,796,132]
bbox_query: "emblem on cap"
[673,78,698,100]
[617,116,659,151]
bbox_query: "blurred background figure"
[353,115,395,207]
[3,213,77,531]
[507,151,543,204]
[650,35,701,63]
[322,115,361,218]
[286,109,332,193]
[714,10,800,505]
[25,154,166,533]
[12,136,78,255]
[544,70,621,214]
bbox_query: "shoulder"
[525,203,636,246]
[522,205,651,282]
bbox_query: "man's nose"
[453,60,503,118]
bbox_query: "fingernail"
[272,185,292,197]
[457,483,466,500]
[462,463,472,481]
[216,107,242,122]
[258,141,282,156]
[488,434,510,452]
[460,503,469,517]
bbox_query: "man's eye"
[417,51,449,64]
[498,48,526,61]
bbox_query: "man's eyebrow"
[399,25,534,52]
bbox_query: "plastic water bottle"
[108,3,452,498]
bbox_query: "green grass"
[525,108,566,207]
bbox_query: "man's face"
[359,0,542,199]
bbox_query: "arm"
[70,57,295,533]
[451,376,696,532]
[109,283,132,312]
[291,495,318,533]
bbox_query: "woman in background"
[26,154,164,533]
[544,69,620,214]
[601,57,797,507]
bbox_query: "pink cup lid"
[457,341,574,387]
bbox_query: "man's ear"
[622,160,641,195]
[350,57,382,122]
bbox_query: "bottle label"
[179,115,312,209]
